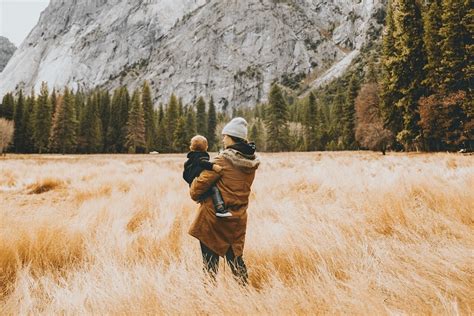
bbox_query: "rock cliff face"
[0,0,385,107]
[0,36,16,73]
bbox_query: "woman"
[188,117,260,285]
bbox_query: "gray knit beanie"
[222,117,248,140]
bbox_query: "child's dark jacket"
[183,151,214,186]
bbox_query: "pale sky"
[0,0,49,47]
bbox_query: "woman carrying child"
[188,117,260,286]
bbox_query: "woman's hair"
[228,135,248,144]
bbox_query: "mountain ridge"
[0,36,17,73]
[0,0,385,107]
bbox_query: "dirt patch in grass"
[27,178,65,194]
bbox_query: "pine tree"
[125,90,146,153]
[13,90,25,153]
[305,92,318,151]
[106,89,121,153]
[34,82,52,154]
[316,103,328,150]
[153,108,159,140]
[439,0,468,92]
[178,98,184,117]
[296,98,308,124]
[158,103,164,123]
[50,88,57,115]
[78,94,102,153]
[249,123,258,146]
[166,94,179,152]
[185,105,197,142]
[173,116,188,152]
[98,90,111,152]
[329,87,345,150]
[157,119,168,153]
[62,87,78,153]
[23,90,36,153]
[249,118,265,151]
[342,74,358,149]
[365,58,378,84]
[119,87,130,152]
[392,0,426,150]
[442,91,468,150]
[265,84,290,152]
[0,93,15,120]
[74,88,85,122]
[207,96,217,151]
[48,94,63,153]
[196,96,207,137]
[92,93,104,152]
[142,81,156,152]
[155,103,167,152]
[49,88,78,154]
[462,0,473,91]
[255,103,264,119]
[380,0,403,147]
[422,0,443,92]
[295,123,307,151]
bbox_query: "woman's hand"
[190,156,224,202]
[212,164,223,173]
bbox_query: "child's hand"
[212,164,223,173]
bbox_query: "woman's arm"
[189,169,221,202]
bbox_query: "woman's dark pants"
[199,241,248,286]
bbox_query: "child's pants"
[199,241,248,286]
[210,186,225,212]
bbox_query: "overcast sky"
[0,0,49,47]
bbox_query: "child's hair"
[190,135,208,151]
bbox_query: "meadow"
[0,152,473,315]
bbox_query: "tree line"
[0,81,225,154]
[379,0,472,152]
[0,0,471,154]
[259,0,472,153]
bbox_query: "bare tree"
[355,83,393,155]
[0,118,14,156]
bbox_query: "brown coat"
[188,148,260,257]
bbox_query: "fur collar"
[220,148,260,173]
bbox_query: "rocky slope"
[0,0,385,107]
[0,36,17,73]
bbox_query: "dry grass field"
[0,152,473,315]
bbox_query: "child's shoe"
[216,208,232,218]
[215,201,232,217]
[211,186,232,217]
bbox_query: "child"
[183,135,232,218]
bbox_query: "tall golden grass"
[0,152,473,315]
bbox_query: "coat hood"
[186,151,210,160]
[220,147,260,173]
